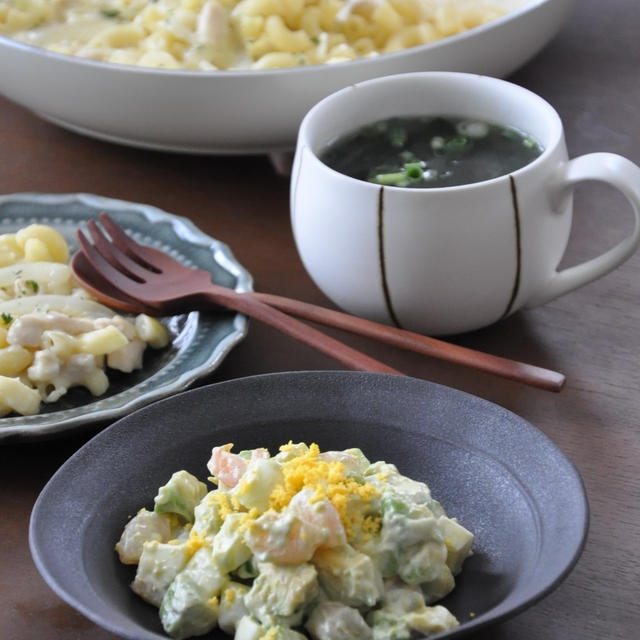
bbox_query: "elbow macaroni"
[0,0,516,70]
[0,224,169,417]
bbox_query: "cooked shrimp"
[115,508,173,564]
[207,444,247,489]
[207,445,268,489]
[245,510,324,566]
[246,489,346,564]
[289,488,346,549]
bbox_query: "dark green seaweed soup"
[320,116,544,188]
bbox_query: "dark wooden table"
[1,0,639,638]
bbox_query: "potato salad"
[0,223,169,416]
[116,441,474,640]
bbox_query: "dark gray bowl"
[29,371,588,639]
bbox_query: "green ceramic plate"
[0,193,251,442]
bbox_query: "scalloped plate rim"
[0,192,251,441]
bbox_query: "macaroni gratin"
[0,0,511,70]
[0,223,169,417]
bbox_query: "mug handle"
[526,152,640,307]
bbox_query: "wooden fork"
[74,215,403,375]
[71,212,565,391]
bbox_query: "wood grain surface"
[1,0,639,638]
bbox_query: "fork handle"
[196,288,403,375]
[250,292,565,392]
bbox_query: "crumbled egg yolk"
[269,442,381,538]
[207,443,382,540]
[207,490,234,519]
[185,531,206,558]
[222,587,236,605]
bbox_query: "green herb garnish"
[100,8,120,18]
[1,312,13,325]
[445,135,471,153]
[25,280,39,293]
[501,127,522,141]
[404,162,423,180]
[370,162,425,187]
[370,171,407,186]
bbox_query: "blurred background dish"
[0,192,251,442]
[0,0,577,154]
[29,371,588,640]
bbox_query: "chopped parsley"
[26,280,39,293]
[1,312,12,326]
[100,8,120,18]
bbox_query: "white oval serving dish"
[0,0,577,154]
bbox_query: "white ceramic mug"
[290,72,640,336]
